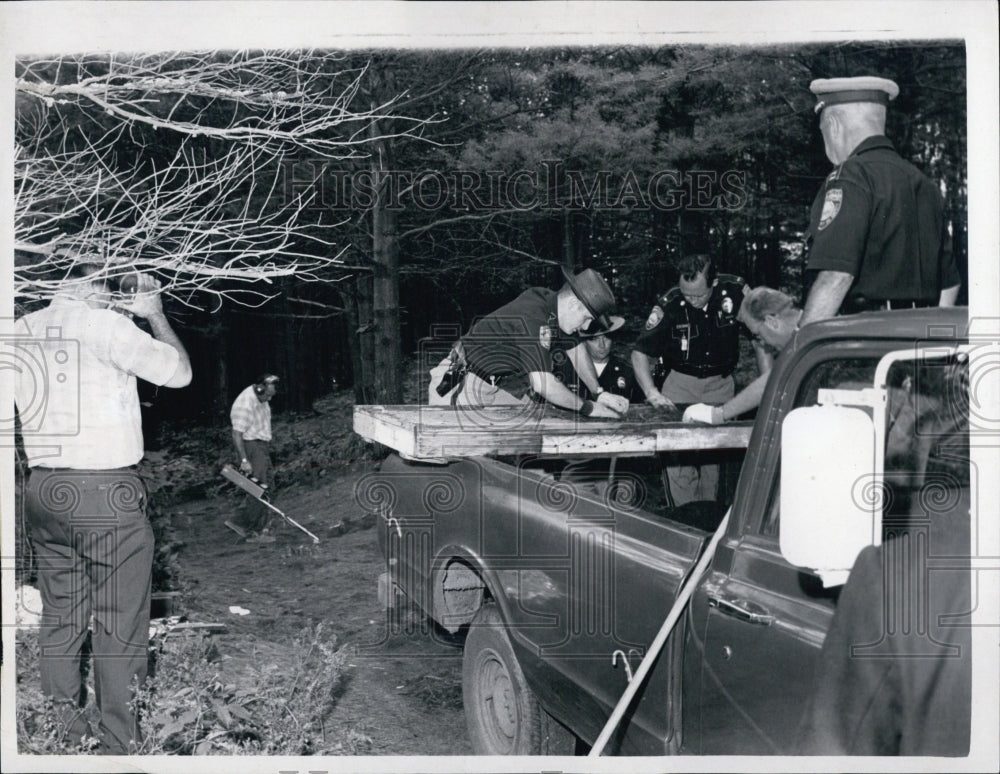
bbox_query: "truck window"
[761,352,969,537]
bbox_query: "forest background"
[13,40,968,439]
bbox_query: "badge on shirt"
[818,188,843,231]
[645,305,664,330]
[616,376,626,390]
[721,296,734,315]
[539,325,552,350]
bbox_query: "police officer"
[429,268,627,419]
[552,315,643,403]
[801,76,961,326]
[632,253,770,504]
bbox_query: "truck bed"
[353,403,753,459]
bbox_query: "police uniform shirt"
[553,350,642,403]
[633,274,746,378]
[805,135,958,305]
[462,287,576,395]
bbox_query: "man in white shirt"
[229,374,279,541]
[12,262,191,753]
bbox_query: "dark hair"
[677,253,716,284]
[253,373,280,394]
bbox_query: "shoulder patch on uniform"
[539,325,552,350]
[645,305,664,330]
[818,188,843,231]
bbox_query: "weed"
[17,622,354,756]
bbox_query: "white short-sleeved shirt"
[11,295,180,468]
[230,385,272,442]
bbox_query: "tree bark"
[370,122,404,405]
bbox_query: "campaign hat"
[561,268,616,331]
[809,76,899,114]
[580,315,626,338]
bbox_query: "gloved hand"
[683,403,724,425]
[239,457,253,475]
[596,390,629,416]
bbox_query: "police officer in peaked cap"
[800,76,961,325]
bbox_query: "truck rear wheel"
[462,603,574,755]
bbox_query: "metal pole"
[588,509,731,757]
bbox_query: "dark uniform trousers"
[26,467,154,754]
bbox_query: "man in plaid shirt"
[228,374,279,542]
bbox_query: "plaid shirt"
[230,384,272,441]
[11,295,179,468]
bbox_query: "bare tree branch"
[14,50,439,307]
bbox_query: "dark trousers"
[25,468,154,754]
[237,440,273,532]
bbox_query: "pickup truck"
[353,307,973,755]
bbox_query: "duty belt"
[467,363,516,387]
[846,297,935,313]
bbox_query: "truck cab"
[354,307,972,756]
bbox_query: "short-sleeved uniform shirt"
[230,384,273,442]
[805,135,957,307]
[633,274,747,378]
[12,295,180,468]
[462,287,577,396]
[552,351,642,403]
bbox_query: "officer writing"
[552,315,643,404]
[631,252,771,504]
[801,76,960,325]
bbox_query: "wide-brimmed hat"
[561,268,616,330]
[580,315,625,338]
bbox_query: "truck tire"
[462,603,575,755]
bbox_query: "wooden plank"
[355,404,753,460]
[655,424,752,451]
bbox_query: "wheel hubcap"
[480,650,517,748]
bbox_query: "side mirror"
[780,405,878,587]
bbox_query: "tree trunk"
[370,127,404,405]
[355,273,376,404]
[562,209,575,270]
[211,307,229,425]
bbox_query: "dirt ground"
[171,462,474,755]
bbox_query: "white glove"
[683,403,724,425]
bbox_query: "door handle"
[707,593,774,626]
